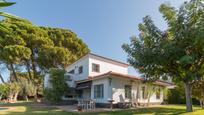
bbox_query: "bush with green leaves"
[44,68,69,103]
[168,82,200,105]
[192,80,204,108]
[0,83,9,100]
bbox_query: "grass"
[0,102,204,115]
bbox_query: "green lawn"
[0,102,204,115]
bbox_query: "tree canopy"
[0,18,90,101]
[122,0,204,112]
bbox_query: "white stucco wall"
[111,77,140,103]
[89,55,128,76]
[65,53,128,85]
[44,74,50,88]
[108,76,163,104]
[138,88,164,103]
[91,78,110,103]
[65,55,89,83]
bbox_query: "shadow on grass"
[81,107,187,115]
[0,101,72,115]
[0,102,203,115]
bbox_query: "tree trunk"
[0,94,2,100]
[184,82,193,112]
[8,92,13,103]
[135,85,140,107]
[31,54,37,79]
[24,95,29,102]
[200,100,203,109]
[26,60,33,79]
[34,87,38,102]
[10,64,18,82]
[147,93,151,107]
[30,54,39,101]
[34,94,38,101]
[0,74,5,83]
[13,91,19,102]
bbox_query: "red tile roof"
[76,71,173,86]
[89,71,144,81]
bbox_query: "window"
[68,69,75,74]
[142,86,146,99]
[78,66,83,74]
[64,95,74,99]
[64,75,72,81]
[92,63,100,72]
[94,84,104,99]
[156,89,161,99]
[125,85,132,99]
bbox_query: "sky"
[1,0,186,81]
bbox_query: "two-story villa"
[44,53,173,106]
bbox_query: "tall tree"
[1,45,31,81]
[0,0,21,83]
[38,46,71,69]
[192,79,204,109]
[0,0,23,32]
[11,72,41,101]
[0,18,90,100]
[2,19,54,78]
[0,0,15,32]
[41,27,90,63]
[122,0,204,112]
[44,68,69,103]
[0,19,53,99]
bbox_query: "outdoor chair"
[77,99,96,110]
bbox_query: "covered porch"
[73,71,173,110]
[76,80,92,99]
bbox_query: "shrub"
[44,68,69,103]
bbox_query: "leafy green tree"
[0,63,5,83]
[9,71,43,100]
[6,82,21,102]
[38,46,71,69]
[1,19,89,77]
[0,18,89,101]
[0,0,22,83]
[192,79,204,109]
[0,0,16,32]
[15,72,37,101]
[44,68,69,103]
[0,83,9,100]
[0,19,53,99]
[122,0,204,112]
[0,45,31,81]
[167,83,186,104]
[41,27,90,63]
[2,19,54,80]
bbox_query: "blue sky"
[2,0,186,81]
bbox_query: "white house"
[44,53,173,106]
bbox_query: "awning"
[76,81,92,90]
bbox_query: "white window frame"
[94,84,104,99]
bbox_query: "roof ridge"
[89,53,129,66]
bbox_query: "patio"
[54,99,122,113]
[55,105,123,113]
